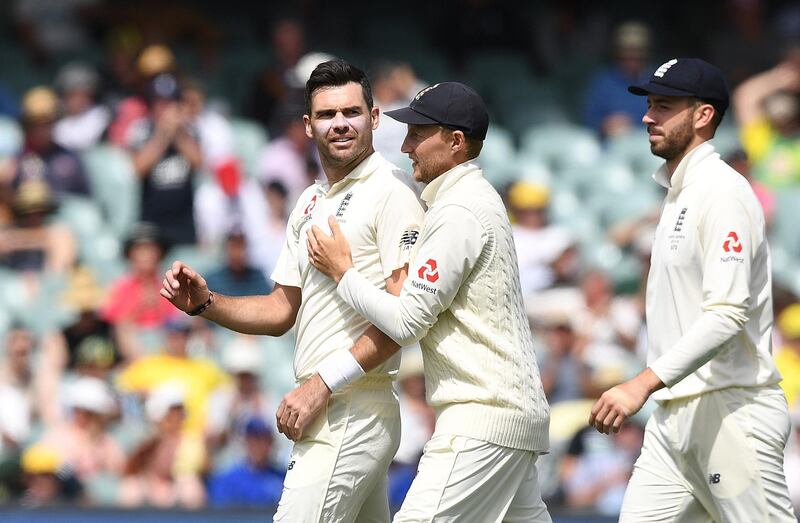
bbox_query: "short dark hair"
[438,127,484,160]
[304,59,373,115]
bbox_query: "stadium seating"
[81,144,140,238]
[230,118,269,179]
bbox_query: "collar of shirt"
[316,151,384,196]
[652,141,716,194]
[421,160,481,206]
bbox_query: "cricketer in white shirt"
[271,151,424,522]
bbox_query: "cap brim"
[628,81,696,97]
[384,106,440,125]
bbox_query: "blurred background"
[0,0,799,521]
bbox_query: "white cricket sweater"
[646,142,782,401]
[339,161,550,452]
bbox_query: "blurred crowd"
[0,0,799,518]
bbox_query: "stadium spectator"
[204,229,271,298]
[371,61,423,170]
[733,51,800,189]
[127,74,202,246]
[19,443,83,507]
[116,315,229,436]
[559,422,644,515]
[725,148,776,225]
[249,180,290,280]
[246,18,306,135]
[538,316,595,404]
[508,180,574,295]
[37,266,121,425]
[583,21,652,138]
[0,326,37,457]
[573,270,642,353]
[53,62,111,152]
[206,335,275,452]
[109,43,177,146]
[208,417,284,508]
[256,103,319,205]
[101,222,175,331]
[13,87,90,197]
[38,377,124,482]
[119,381,206,508]
[0,180,76,274]
[181,78,235,172]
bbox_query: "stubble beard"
[650,113,695,162]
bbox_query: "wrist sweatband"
[317,349,365,392]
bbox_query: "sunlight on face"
[304,82,377,170]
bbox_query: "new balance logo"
[400,230,419,249]
[654,59,678,78]
[708,473,721,484]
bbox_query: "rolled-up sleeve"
[338,203,486,346]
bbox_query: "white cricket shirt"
[646,142,782,401]
[338,161,550,452]
[271,152,424,383]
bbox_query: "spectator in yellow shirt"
[116,316,229,434]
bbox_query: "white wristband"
[317,350,365,393]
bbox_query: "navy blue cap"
[628,58,729,116]
[385,82,489,140]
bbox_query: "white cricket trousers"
[274,381,400,523]
[393,434,552,522]
[620,385,796,522]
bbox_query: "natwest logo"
[303,195,317,215]
[723,231,742,253]
[417,259,439,283]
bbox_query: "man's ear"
[451,130,466,153]
[371,106,380,131]
[694,103,715,130]
[303,114,313,139]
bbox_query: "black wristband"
[187,292,214,316]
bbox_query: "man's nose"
[332,111,349,131]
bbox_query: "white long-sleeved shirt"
[271,152,424,383]
[646,141,782,401]
[338,161,550,452]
